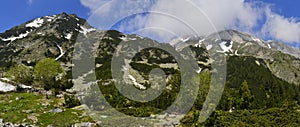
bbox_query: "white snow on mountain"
[206,44,213,50]
[120,36,137,41]
[120,36,127,41]
[194,38,205,47]
[26,18,44,28]
[2,31,30,42]
[55,43,65,60]
[196,67,202,73]
[255,60,260,66]
[218,41,233,53]
[65,33,72,40]
[128,75,146,90]
[137,35,144,39]
[79,26,96,36]
[0,81,16,92]
[181,37,190,42]
[267,43,271,49]
[45,15,56,22]
[252,37,262,42]
[234,50,239,55]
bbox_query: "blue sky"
[262,0,300,18]
[1,0,300,45]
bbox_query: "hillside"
[0,12,300,126]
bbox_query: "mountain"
[1,12,300,98]
[1,12,300,126]
[170,29,300,85]
[0,12,95,70]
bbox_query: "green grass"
[0,92,94,126]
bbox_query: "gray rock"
[74,122,96,127]
[48,108,63,113]
[22,110,33,114]
[56,94,64,98]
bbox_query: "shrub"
[64,94,81,108]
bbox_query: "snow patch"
[120,36,137,41]
[0,81,16,92]
[128,38,137,41]
[194,39,205,47]
[234,50,239,55]
[218,41,233,53]
[79,26,96,37]
[252,37,261,42]
[120,36,128,41]
[45,15,56,22]
[267,43,271,49]
[206,45,212,50]
[2,31,30,42]
[255,60,260,66]
[0,78,10,82]
[128,75,146,90]
[65,33,72,40]
[26,18,44,28]
[137,35,144,39]
[55,43,65,60]
[19,84,32,89]
[181,37,190,42]
[196,67,202,74]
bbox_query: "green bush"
[64,94,81,108]
[6,63,33,85]
[34,58,63,89]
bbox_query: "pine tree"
[238,80,254,109]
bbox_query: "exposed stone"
[22,110,33,114]
[56,94,64,98]
[28,115,38,124]
[72,104,89,111]
[48,108,63,113]
[74,122,96,127]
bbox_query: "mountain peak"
[0,12,87,43]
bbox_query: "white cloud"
[83,0,154,30]
[142,0,263,41]
[80,0,110,11]
[261,9,300,43]
[27,0,33,5]
[80,0,300,43]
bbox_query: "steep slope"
[0,12,96,70]
[1,13,300,126]
[170,30,300,85]
[1,13,300,87]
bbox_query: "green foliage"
[64,94,81,108]
[0,92,93,126]
[194,70,210,110]
[223,56,300,109]
[180,109,201,127]
[6,63,34,85]
[132,48,177,64]
[203,108,300,127]
[34,58,63,88]
[237,80,254,109]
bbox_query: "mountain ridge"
[1,12,300,85]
